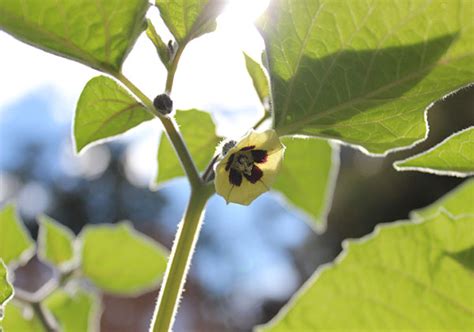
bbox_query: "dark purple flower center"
[225,145,268,186]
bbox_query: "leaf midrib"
[276,52,474,135]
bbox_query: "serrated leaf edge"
[254,209,474,331]
[394,126,474,177]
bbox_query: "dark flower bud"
[221,140,237,156]
[153,93,173,114]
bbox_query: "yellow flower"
[214,129,285,205]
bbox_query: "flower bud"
[153,93,173,114]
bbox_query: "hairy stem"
[114,72,202,189]
[165,42,186,94]
[151,184,214,332]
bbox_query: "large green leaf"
[412,178,474,219]
[0,0,149,73]
[155,0,224,43]
[80,222,168,295]
[38,216,77,271]
[44,288,99,332]
[0,260,13,320]
[272,137,337,231]
[244,52,270,106]
[395,126,474,177]
[258,211,474,331]
[1,302,46,331]
[74,76,153,153]
[156,110,220,186]
[260,0,474,155]
[0,204,34,267]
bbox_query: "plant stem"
[150,184,214,332]
[253,112,271,130]
[165,42,186,94]
[32,302,56,332]
[114,72,202,190]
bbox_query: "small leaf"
[80,222,168,295]
[394,127,474,177]
[0,260,14,319]
[74,76,153,153]
[38,216,77,271]
[243,52,270,106]
[1,302,46,331]
[412,178,474,219]
[0,204,34,267]
[155,0,225,43]
[0,0,149,72]
[272,137,338,231]
[156,110,220,186]
[43,288,100,332]
[258,211,474,331]
[260,0,474,155]
[147,19,171,69]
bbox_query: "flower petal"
[244,165,263,183]
[251,149,268,163]
[236,129,283,154]
[229,168,243,186]
[214,129,285,205]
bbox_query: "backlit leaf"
[0,260,13,320]
[244,52,270,106]
[0,204,34,267]
[0,0,149,72]
[44,288,99,332]
[38,216,77,271]
[80,222,168,295]
[395,126,474,177]
[258,211,474,331]
[411,178,474,219]
[156,110,220,186]
[74,76,153,153]
[260,0,474,155]
[155,0,225,43]
[1,302,46,331]
[272,137,338,231]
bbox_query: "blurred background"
[0,0,473,331]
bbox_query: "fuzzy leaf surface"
[260,0,474,154]
[80,222,168,295]
[395,126,474,176]
[0,0,148,72]
[74,76,152,153]
[272,137,337,231]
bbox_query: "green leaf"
[80,222,168,295]
[74,76,153,153]
[412,178,474,219]
[394,127,474,177]
[1,302,46,332]
[147,19,171,69]
[0,204,34,267]
[44,288,99,332]
[260,0,474,155]
[155,0,225,43]
[258,211,474,331]
[0,260,14,320]
[156,110,220,186]
[272,137,338,231]
[0,0,149,73]
[244,52,270,106]
[38,216,77,271]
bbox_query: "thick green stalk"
[151,184,214,332]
